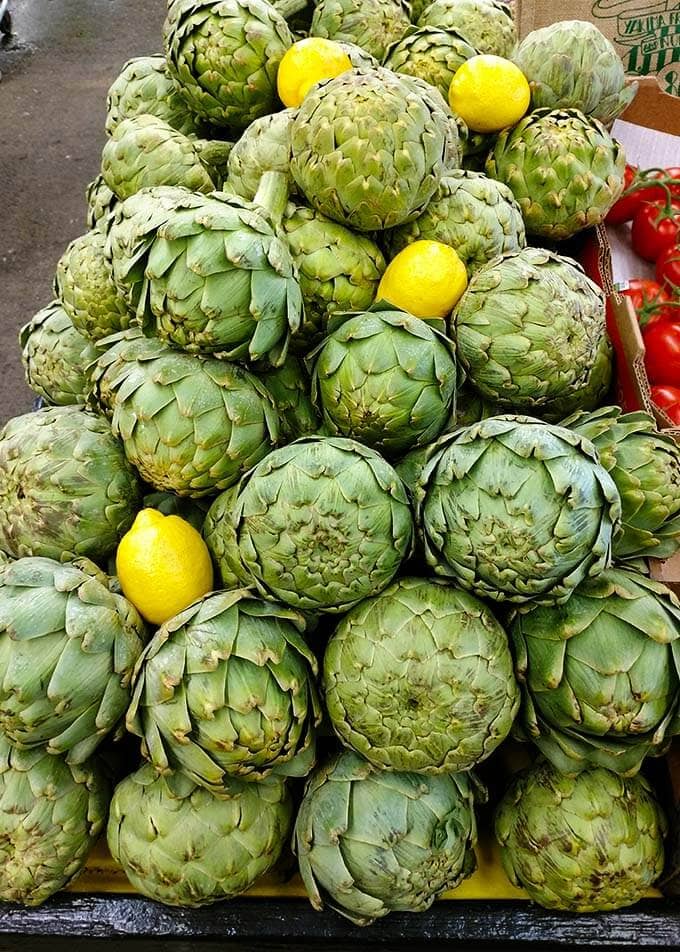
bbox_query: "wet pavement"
[1,0,165,422]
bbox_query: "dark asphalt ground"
[1,0,166,424]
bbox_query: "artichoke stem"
[254,170,290,226]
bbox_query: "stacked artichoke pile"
[5,0,678,924]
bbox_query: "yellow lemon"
[449,54,530,133]
[277,38,353,108]
[376,240,468,319]
[116,509,214,626]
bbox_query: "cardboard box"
[516,0,680,97]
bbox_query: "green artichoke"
[454,385,499,426]
[496,760,666,911]
[55,224,133,342]
[416,416,621,605]
[310,307,457,455]
[20,302,98,406]
[385,170,526,276]
[453,248,612,420]
[0,739,109,906]
[128,590,320,788]
[101,115,216,200]
[105,54,207,137]
[563,407,680,560]
[512,566,680,776]
[0,557,147,762]
[337,40,380,68]
[384,27,478,101]
[109,765,292,906]
[486,108,626,239]
[417,0,516,58]
[295,750,478,925]
[0,406,142,563]
[324,576,519,772]
[310,0,411,61]
[282,203,386,352]
[290,67,459,232]
[513,20,637,126]
[204,436,413,612]
[259,355,321,441]
[91,331,279,498]
[163,0,294,129]
[226,109,295,202]
[85,175,118,229]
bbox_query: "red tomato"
[643,319,680,385]
[606,166,680,225]
[605,164,641,224]
[631,200,680,261]
[650,384,680,424]
[656,245,680,292]
[622,278,674,328]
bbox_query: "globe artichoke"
[454,385,499,426]
[0,557,147,762]
[310,0,411,61]
[55,224,133,343]
[496,760,666,911]
[416,416,621,605]
[281,203,386,352]
[324,577,519,772]
[453,247,612,420]
[0,406,142,562]
[486,108,626,239]
[20,302,98,406]
[384,27,478,101]
[85,175,118,229]
[295,750,479,925]
[163,0,294,129]
[385,170,526,277]
[417,0,517,58]
[290,67,458,232]
[0,739,108,906]
[91,331,278,498]
[310,308,457,455]
[108,765,293,906]
[513,20,637,126]
[105,54,207,137]
[336,40,379,68]
[259,355,321,441]
[226,109,295,202]
[101,115,216,200]
[562,407,680,560]
[512,566,680,776]
[128,590,320,788]
[204,436,413,612]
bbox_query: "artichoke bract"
[417,416,621,605]
[496,761,666,912]
[108,765,292,907]
[453,248,612,420]
[20,302,98,406]
[85,175,118,229]
[295,750,478,925]
[324,577,519,772]
[128,590,320,788]
[417,0,517,58]
[260,355,321,441]
[512,566,680,776]
[513,20,637,126]
[105,54,206,137]
[385,170,526,277]
[55,224,133,343]
[563,407,680,560]
[290,67,458,232]
[282,203,386,352]
[91,332,278,498]
[0,557,147,762]
[384,27,478,101]
[0,406,142,563]
[163,0,294,129]
[0,739,108,906]
[204,436,414,612]
[310,308,457,456]
[101,115,216,200]
[486,108,626,239]
[226,109,295,201]
[310,0,411,61]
